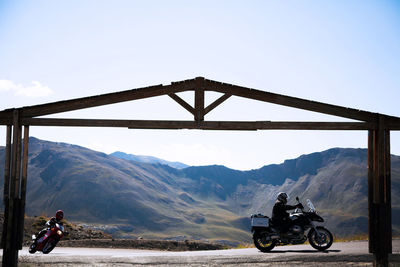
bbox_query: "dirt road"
[14,240,400,266]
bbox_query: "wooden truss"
[1,77,399,266]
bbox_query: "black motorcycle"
[251,197,333,252]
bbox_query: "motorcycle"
[29,222,65,254]
[251,197,333,252]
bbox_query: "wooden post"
[1,125,12,249]
[384,130,392,254]
[368,116,392,267]
[2,109,22,267]
[368,130,375,253]
[17,126,29,249]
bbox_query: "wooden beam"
[204,93,232,115]
[4,116,400,130]
[3,110,21,267]
[13,79,197,118]
[0,77,399,128]
[368,130,375,253]
[22,118,375,130]
[384,129,392,254]
[168,93,195,115]
[18,126,29,249]
[195,77,205,122]
[368,115,392,266]
[3,126,12,204]
[1,126,12,249]
[204,79,379,123]
[0,110,13,120]
[9,111,20,208]
[14,125,22,198]
[386,121,400,130]
[0,118,13,125]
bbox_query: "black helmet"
[277,192,288,204]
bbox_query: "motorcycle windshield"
[307,199,316,212]
[56,223,64,232]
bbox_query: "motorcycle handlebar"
[295,196,304,211]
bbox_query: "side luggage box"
[251,214,270,231]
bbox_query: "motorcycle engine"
[290,225,302,233]
[288,225,306,244]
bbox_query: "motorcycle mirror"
[296,196,299,202]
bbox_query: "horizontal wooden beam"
[0,118,12,125]
[0,110,13,120]
[204,79,379,123]
[21,118,376,130]
[2,115,400,130]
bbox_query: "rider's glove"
[296,203,304,209]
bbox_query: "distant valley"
[0,137,399,245]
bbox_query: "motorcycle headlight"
[57,230,63,236]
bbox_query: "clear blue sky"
[1,0,399,170]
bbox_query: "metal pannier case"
[251,214,269,227]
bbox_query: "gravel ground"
[11,240,400,266]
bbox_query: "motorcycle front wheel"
[253,231,276,252]
[42,238,58,254]
[308,226,333,251]
[28,242,37,254]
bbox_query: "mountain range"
[110,151,188,169]
[0,137,399,244]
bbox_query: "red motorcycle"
[29,222,65,254]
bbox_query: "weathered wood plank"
[384,129,392,254]
[195,77,205,121]
[368,116,392,266]
[0,110,13,119]
[168,93,195,115]
[3,126,11,202]
[9,111,20,206]
[204,79,379,123]
[368,130,375,253]
[22,118,375,130]
[1,126,12,249]
[386,121,400,130]
[14,125,22,198]
[17,80,197,118]
[3,110,21,266]
[204,93,232,115]
[0,118,13,125]
[18,126,29,249]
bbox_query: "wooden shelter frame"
[1,77,399,266]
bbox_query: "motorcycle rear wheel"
[308,226,333,251]
[253,231,276,252]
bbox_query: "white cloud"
[0,80,53,97]
[0,80,15,92]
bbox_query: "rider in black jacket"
[272,192,302,233]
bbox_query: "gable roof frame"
[0,77,400,130]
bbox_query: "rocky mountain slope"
[0,137,398,243]
[110,151,188,169]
